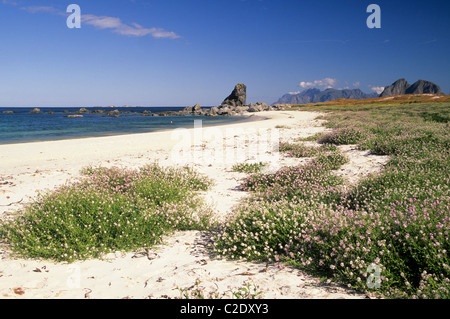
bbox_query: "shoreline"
[0,110,375,299]
[0,112,265,146]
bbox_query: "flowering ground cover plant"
[0,164,213,261]
[214,102,450,299]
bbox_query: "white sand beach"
[0,111,389,299]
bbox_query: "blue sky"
[0,0,449,107]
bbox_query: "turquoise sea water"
[0,107,248,145]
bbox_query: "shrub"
[215,102,450,298]
[295,132,324,142]
[0,164,213,262]
[279,142,319,158]
[242,163,344,204]
[312,151,349,170]
[319,126,367,145]
[232,162,268,174]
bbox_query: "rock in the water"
[65,114,83,118]
[234,105,249,114]
[209,106,219,116]
[77,108,90,114]
[217,106,232,115]
[29,108,42,114]
[2,110,14,114]
[221,83,247,107]
[256,101,271,110]
[248,102,271,112]
[179,104,203,115]
[105,109,120,117]
[181,106,193,113]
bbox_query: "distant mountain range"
[274,78,444,105]
[274,88,378,105]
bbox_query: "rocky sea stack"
[208,83,281,116]
[221,83,247,108]
[172,83,283,117]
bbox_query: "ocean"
[0,107,248,145]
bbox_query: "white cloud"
[288,91,301,95]
[21,6,66,15]
[2,0,18,5]
[299,77,337,89]
[82,14,180,38]
[82,14,122,29]
[19,5,180,39]
[353,81,360,88]
[369,86,385,94]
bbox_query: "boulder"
[248,106,261,112]
[105,109,120,117]
[256,102,271,110]
[2,110,14,114]
[209,106,219,116]
[217,106,232,115]
[234,106,249,113]
[272,104,289,110]
[179,104,203,115]
[248,103,265,112]
[29,108,42,114]
[65,114,83,118]
[181,106,193,113]
[193,104,202,112]
[77,108,90,114]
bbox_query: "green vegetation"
[215,102,450,299]
[232,162,268,174]
[0,164,213,262]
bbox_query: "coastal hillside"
[380,79,443,97]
